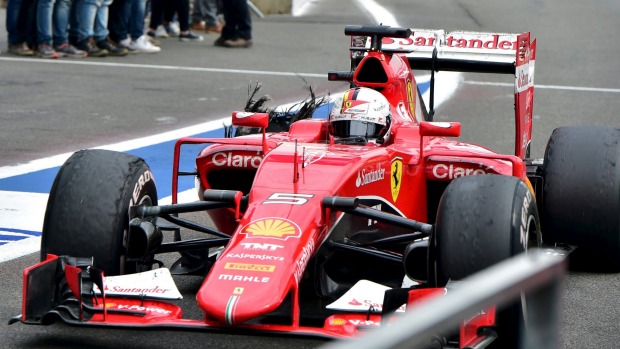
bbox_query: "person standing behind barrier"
[117,0,160,53]
[69,0,128,57]
[106,0,126,47]
[6,0,34,55]
[214,0,251,48]
[36,0,87,58]
[191,0,221,34]
[147,0,203,42]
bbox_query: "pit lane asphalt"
[2,0,620,348]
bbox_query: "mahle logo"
[241,218,300,240]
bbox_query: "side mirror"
[232,112,269,128]
[231,112,269,155]
[419,121,461,137]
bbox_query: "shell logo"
[240,218,301,240]
[329,318,347,326]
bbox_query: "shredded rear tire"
[542,126,620,271]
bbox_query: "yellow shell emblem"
[329,318,347,326]
[242,218,300,240]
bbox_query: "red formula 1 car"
[12,25,620,349]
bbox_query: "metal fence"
[321,249,567,349]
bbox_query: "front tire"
[432,174,541,349]
[41,149,158,276]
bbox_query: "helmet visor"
[332,120,385,139]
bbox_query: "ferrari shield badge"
[391,158,403,202]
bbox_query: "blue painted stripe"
[0,228,41,246]
[0,228,41,236]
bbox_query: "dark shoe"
[179,31,204,42]
[76,38,108,57]
[214,36,227,47]
[36,43,58,59]
[96,38,128,56]
[223,38,252,48]
[54,43,88,58]
[8,42,34,56]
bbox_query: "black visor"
[331,120,385,139]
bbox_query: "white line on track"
[464,80,620,93]
[0,57,326,78]
[0,117,230,179]
[0,236,42,263]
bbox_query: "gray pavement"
[2,0,620,348]
[0,4,354,166]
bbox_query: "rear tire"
[41,149,158,276]
[432,174,541,349]
[542,126,620,271]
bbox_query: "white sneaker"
[118,37,131,48]
[117,37,138,54]
[164,22,180,37]
[155,25,169,38]
[128,35,161,53]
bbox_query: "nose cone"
[197,232,317,325]
[198,271,285,325]
[197,198,321,324]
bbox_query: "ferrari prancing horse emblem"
[391,158,402,202]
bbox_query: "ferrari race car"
[12,25,620,349]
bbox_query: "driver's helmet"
[329,87,391,143]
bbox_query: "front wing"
[13,254,496,347]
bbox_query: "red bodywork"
[20,27,535,346]
[184,32,534,328]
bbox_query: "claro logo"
[212,152,262,169]
[431,164,492,179]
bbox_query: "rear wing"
[343,26,536,158]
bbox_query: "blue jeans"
[69,0,112,43]
[6,0,23,45]
[192,0,218,26]
[36,0,72,46]
[125,0,146,40]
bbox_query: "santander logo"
[355,165,386,187]
[348,299,363,306]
